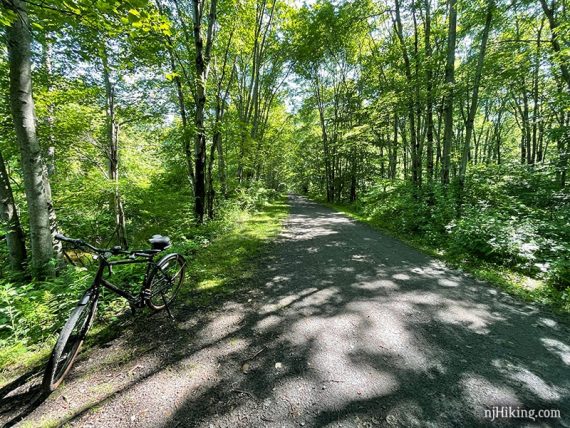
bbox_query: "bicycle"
[42,233,186,394]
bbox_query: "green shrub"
[360,180,455,245]
[235,182,279,210]
[548,257,570,290]
[446,211,544,269]
[0,266,92,349]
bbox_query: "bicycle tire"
[146,253,186,311]
[42,289,98,393]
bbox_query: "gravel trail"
[3,195,570,427]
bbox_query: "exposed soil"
[2,195,569,427]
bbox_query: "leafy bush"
[0,266,92,349]
[360,180,455,244]
[446,211,545,270]
[548,257,570,290]
[235,182,279,211]
[348,164,569,303]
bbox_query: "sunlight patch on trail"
[492,359,562,401]
[461,374,523,408]
[541,338,570,365]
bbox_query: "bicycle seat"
[149,235,171,250]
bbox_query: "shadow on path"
[7,195,570,427]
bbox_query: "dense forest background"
[0,0,569,363]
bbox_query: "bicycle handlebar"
[55,234,158,257]
[55,233,82,245]
[55,234,119,254]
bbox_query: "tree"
[441,0,457,185]
[207,29,235,218]
[0,150,27,271]
[424,0,435,181]
[5,0,54,277]
[458,1,494,188]
[539,0,570,91]
[101,45,128,248]
[192,0,218,224]
[393,0,421,188]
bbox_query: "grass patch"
[322,199,570,314]
[185,197,289,305]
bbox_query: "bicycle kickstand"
[161,292,176,322]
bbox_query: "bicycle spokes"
[151,266,184,297]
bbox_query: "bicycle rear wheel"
[42,289,98,393]
[147,253,186,311]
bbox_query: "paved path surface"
[4,195,570,427]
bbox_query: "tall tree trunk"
[247,1,275,152]
[349,145,357,202]
[40,34,62,257]
[539,0,570,91]
[315,74,333,202]
[0,151,27,272]
[556,109,569,188]
[390,113,398,179]
[394,0,421,188]
[192,0,218,223]
[210,40,235,208]
[155,0,196,191]
[537,116,545,163]
[206,64,232,218]
[6,0,54,277]
[379,134,386,179]
[435,99,444,174]
[206,139,216,219]
[483,126,492,164]
[170,50,196,191]
[523,89,532,164]
[217,134,227,198]
[532,20,544,165]
[424,0,435,181]
[412,2,423,188]
[41,34,56,176]
[101,49,128,248]
[207,72,232,219]
[42,157,61,255]
[458,1,493,186]
[513,92,531,165]
[441,0,458,185]
[401,121,409,180]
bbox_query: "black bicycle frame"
[90,252,160,307]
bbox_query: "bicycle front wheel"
[147,253,186,311]
[42,289,98,394]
